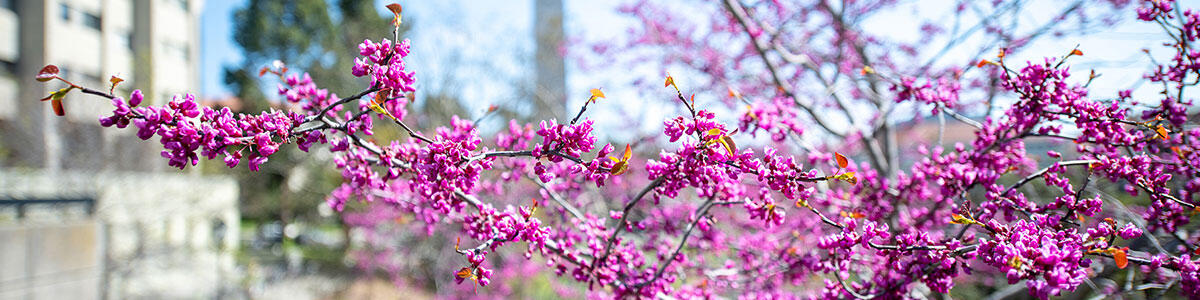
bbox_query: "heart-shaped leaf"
[589,88,605,103]
[36,65,59,82]
[1113,249,1128,269]
[109,75,124,93]
[51,99,65,116]
[387,3,403,26]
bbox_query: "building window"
[59,3,71,21]
[2,61,15,74]
[83,12,101,30]
[164,41,189,61]
[171,0,188,12]
[118,32,134,50]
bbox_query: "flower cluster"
[99,89,307,171]
[278,71,341,113]
[530,119,608,185]
[977,219,1090,299]
[893,76,962,113]
[40,0,1200,299]
[353,38,416,93]
[411,116,489,214]
[738,96,805,142]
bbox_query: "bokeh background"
[0,0,1196,299]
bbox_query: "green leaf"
[832,172,857,185]
[41,87,73,116]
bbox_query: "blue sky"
[198,0,653,135]
[199,0,1195,138]
[199,0,630,99]
[198,0,240,98]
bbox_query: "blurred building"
[0,0,240,299]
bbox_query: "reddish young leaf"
[51,99,65,116]
[1114,249,1128,269]
[1156,125,1170,140]
[387,3,404,26]
[860,66,874,75]
[109,75,124,93]
[976,59,992,68]
[42,87,72,116]
[608,144,633,176]
[1070,49,1084,56]
[834,152,848,169]
[455,267,474,279]
[36,65,59,82]
[386,3,403,14]
[664,73,675,88]
[368,91,398,121]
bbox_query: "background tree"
[31,1,1200,299]
[221,0,453,222]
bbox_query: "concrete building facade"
[0,1,241,299]
[0,0,201,171]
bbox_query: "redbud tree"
[31,1,1200,298]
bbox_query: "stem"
[638,197,717,288]
[589,175,667,282]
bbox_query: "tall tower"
[534,0,566,120]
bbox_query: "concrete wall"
[0,169,239,300]
[0,222,100,300]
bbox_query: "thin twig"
[638,197,717,288]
